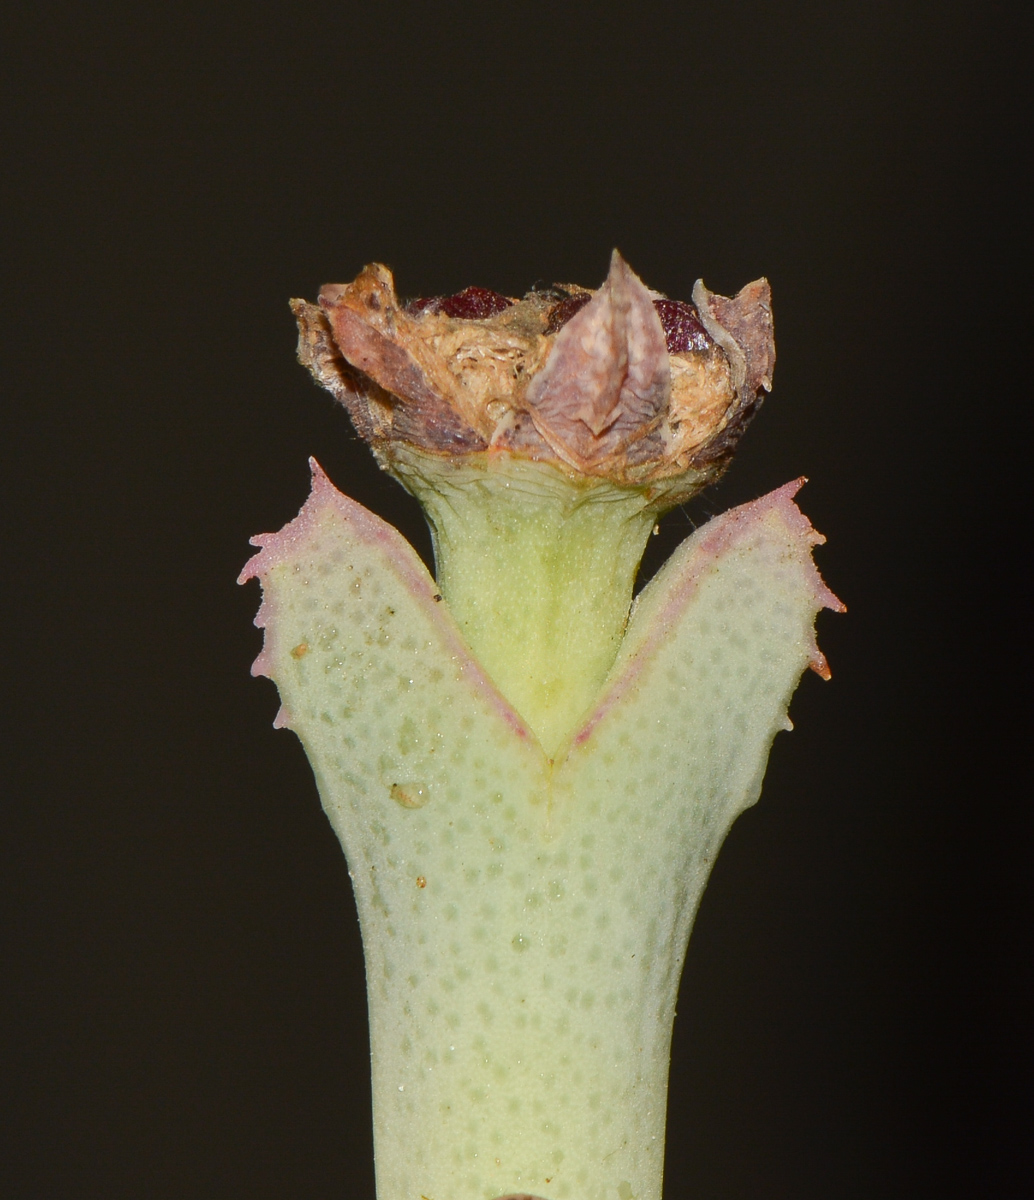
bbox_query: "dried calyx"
[291,250,774,506]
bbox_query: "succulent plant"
[240,252,842,1200]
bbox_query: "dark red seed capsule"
[405,287,513,319]
[653,299,713,354]
[437,286,514,319]
[544,291,592,335]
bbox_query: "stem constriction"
[393,448,659,758]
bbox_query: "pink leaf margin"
[572,478,845,748]
[239,464,842,751]
[237,458,535,740]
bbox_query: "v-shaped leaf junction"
[240,459,841,793]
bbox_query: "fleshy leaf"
[238,465,841,1200]
[238,458,537,750]
[553,477,842,842]
[570,477,843,756]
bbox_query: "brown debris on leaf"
[291,251,775,496]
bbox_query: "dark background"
[3,2,1026,1197]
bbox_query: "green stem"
[392,448,657,758]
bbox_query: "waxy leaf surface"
[239,464,842,1200]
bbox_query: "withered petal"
[291,298,387,445]
[692,277,775,398]
[317,268,486,453]
[524,250,670,472]
[686,277,775,472]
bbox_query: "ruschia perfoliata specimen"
[240,252,843,1200]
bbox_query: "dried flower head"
[291,250,774,502]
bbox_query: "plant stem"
[392,449,658,758]
[244,257,839,1200]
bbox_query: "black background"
[3,2,1027,1197]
